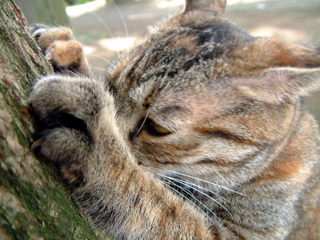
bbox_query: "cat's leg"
[30,24,90,75]
[30,76,213,240]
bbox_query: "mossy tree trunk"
[0,1,110,239]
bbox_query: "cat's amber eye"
[152,121,171,135]
[146,119,171,136]
[131,118,172,140]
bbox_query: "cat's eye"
[145,119,171,136]
[152,121,171,135]
[130,118,171,140]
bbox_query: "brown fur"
[29,0,320,239]
[29,24,89,75]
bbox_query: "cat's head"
[108,0,320,189]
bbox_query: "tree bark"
[0,1,110,239]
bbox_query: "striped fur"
[30,0,320,239]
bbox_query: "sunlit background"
[15,0,320,120]
[63,0,320,69]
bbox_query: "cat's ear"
[235,67,320,104]
[185,0,227,12]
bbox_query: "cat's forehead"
[110,13,255,114]
[116,17,249,83]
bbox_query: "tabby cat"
[29,0,320,239]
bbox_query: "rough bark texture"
[0,1,110,239]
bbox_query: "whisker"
[133,109,150,138]
[154,170,240,238]
[89,67,109,73]
[158,173,228,204]
[162,175,238,231]
[164,170,246,197]
[111,0,130,39]
[166,179,218,220]
[87,11,120,57]
[87,53,115,66]
[161,181,215,224]
[150,167,229,202]
[158,173,230,216]
[212,169,229,186]
[150,166,244,197]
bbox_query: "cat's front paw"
[30,24,88,74]
[30,75,108,185]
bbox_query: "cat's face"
[27,1,320,237]
[104,7,308,189]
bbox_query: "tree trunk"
[0,1,110,239]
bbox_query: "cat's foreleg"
[30,75,212,240]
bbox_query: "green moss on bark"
[0,1,111,239]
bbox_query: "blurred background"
[16,0,320,121]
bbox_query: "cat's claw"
[31,138,43,151]
[45,48,54,61]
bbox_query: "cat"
[29,0,320,239]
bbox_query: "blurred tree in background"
[15,0,71,26]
